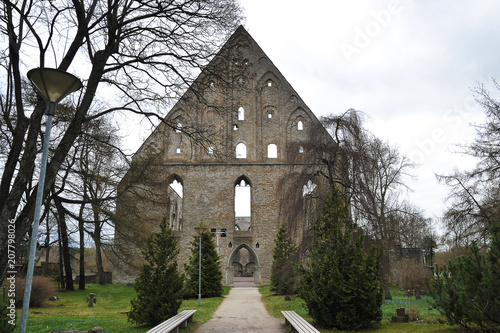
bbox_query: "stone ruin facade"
[114,26,329,285]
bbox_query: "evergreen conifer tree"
[270,224,297,295]
[127,215,184,326]
[299,188,383,330]
[184,229,224,298]
[427,219,500,331]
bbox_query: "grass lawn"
[259,286,463,333]
[16,283,229,333]
[15,283,465,333]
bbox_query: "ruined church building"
[115,26,328,285]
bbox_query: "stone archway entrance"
[226,244,261,286]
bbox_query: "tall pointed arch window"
[238,106,245,120]
[302,180,317,197]
[167,176,183,231]
[235,177,251,231]
[297,120,304,131]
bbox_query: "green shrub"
[15,276,55,308]
[270,224,297,295]
[127,215,184,326]
[299,189,383,330]
[184,228,223,299]
[426,219,500,331]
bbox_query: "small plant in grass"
[298,188,383,330]
[128,215,184,327]
[15,276,55,308]
[406,306,421,322]
[426,218,500,331]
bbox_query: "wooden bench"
[282,311,320,333]
[146,310,196,333]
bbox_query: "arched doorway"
[226,244,260,286]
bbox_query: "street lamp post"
[210,227,227,254]
[20,68,82,333]
[194,226,207,306]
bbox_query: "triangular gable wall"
[132,25,324,164]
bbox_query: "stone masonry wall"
[114,26,329,285]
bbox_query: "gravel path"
[193,287,285,333]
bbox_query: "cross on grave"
[86,293,96,307]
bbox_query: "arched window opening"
[267,144,277,158]
[297,120,304,131]
[169,179,183,197]
[175,122,182,133]
[208,145,214,155]
[167,178,183,231]
[238,106,245,120]
[299,146,304,154]
[265,108,275,119]
[302,180,317,197]
[236,142,247,158]
[235,177,251,231]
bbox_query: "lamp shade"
[27,68,82,104]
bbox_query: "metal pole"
[216,232,220,255]
[198,232,202,306]
[19,104,55,333]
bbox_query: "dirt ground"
[193,287,285,333]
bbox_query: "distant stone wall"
[75,272,113,284]
[34,262,59,277]
[391,245,423,265]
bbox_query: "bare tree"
[0,0,243,280]
[351,137,414,299]
[278,109,414,299]
[438,80,500,249]
[277,110,367,255]
[390,202,428,249]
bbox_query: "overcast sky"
[238,0,500,223]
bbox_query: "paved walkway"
[193,288,284,333]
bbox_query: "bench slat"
[147,310,196,333]
[282,311,320,333]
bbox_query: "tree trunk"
[93,207,105,285]
[78,204,86,290]
[381,248,392,300]
[57,220,65,291]
[54,195,74,291]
